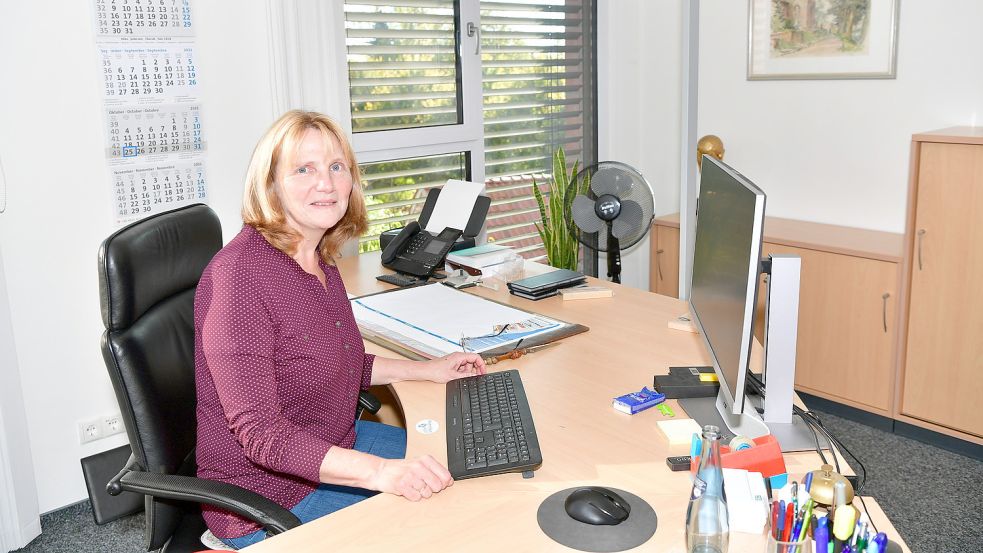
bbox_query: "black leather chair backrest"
[98,204,222,549]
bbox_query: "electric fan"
[568,161,655,283]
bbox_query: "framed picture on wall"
[747,0,900,80]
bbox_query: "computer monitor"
[688,155,770,438]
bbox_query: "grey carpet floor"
[808,407,983,553]
[14,409,983,552]
[13,501,144,553]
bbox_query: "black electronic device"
[563,487,631,526]
[378,187,490,255]
[665,455,691,472]
[375,272,427,288]
[380,222,462,278]
[445,370,542,480]
[506,268,586,300]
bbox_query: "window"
[344,0,595,260]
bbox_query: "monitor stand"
[679,393,831,453]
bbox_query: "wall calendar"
[100,46,198,101]
[112,160,205,220]
[94,0,194,42]
[105,104,204,159]
[92,0,208,225]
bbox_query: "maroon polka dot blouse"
[194,225,374,538]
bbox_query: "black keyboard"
[375,272,426,287]
[445,370,542,479]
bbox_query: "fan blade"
[571,195,604,234]
[591,168,632,197]
[612,200,644,240]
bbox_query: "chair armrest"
[358,390,382,415]
[108,456,300,536]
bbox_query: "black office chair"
[98,204,380,551]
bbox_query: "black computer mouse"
[563,487,631,525]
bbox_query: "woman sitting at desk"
[194,110,486,549]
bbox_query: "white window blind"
[345,0,461,133]
[481,0,592,260]
[344,0,595,260]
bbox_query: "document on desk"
[351,283,567,358]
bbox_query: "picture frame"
[747,0,900,80]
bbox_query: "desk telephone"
[380,221,463,278]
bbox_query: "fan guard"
[567,161,655,283]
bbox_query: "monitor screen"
[688,156,766,416]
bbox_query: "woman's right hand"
[371,455,454,501]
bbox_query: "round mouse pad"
[537,487,658,552]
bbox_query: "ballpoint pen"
[797,499,814,542]
[804,471,814,493]
[772,500,780,538]
[777,500,786,539]
[482,342,558,364]
[814,516,830,553]
[853,521,867,550]
[782,503,794,542]
[870,532,888,553]
[791,481,798,516]
[789,519,802,551]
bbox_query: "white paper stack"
[445,243,514,274]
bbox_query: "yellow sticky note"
[656,418,703,446]
[699,374,718,383]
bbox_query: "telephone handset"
[380,221,463,278]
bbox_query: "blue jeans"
[221,421,406,549]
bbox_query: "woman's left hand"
[425,352,486,383]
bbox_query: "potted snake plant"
[532,147,591,271]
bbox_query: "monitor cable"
[744,373,867,493]
[746,372,877,533]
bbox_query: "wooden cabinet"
[650,220,679,297]
[898,128,983,441]
[650,214,903,416]
[758,242,898,413]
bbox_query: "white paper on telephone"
[423,179,485,234]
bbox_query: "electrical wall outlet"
[78,419,102,444]
[78,412,125,444]
[102,413,125,436]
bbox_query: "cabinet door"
[903,142,983,437]
[759,244,897,412]
[650,224,679,297]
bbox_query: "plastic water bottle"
[685,424,729,553]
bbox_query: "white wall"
[0,242,41,550]
[698,0,983,233]
[0,0,283,513]
[597,1,683,289]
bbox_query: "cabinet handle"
[655,249,664,280]
[882,292,890,333]
[916,229,926,270]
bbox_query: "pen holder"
[765,532,810,553]
[691,434,787,478]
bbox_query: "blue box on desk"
[612,387,666,414]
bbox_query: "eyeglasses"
[459,324,510,353]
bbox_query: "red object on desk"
[782,503,794,541]
[690,434,787,478]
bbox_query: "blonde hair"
[242,110,368,263]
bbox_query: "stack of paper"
[445,243,514,275]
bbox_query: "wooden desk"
[246,254,908,552]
